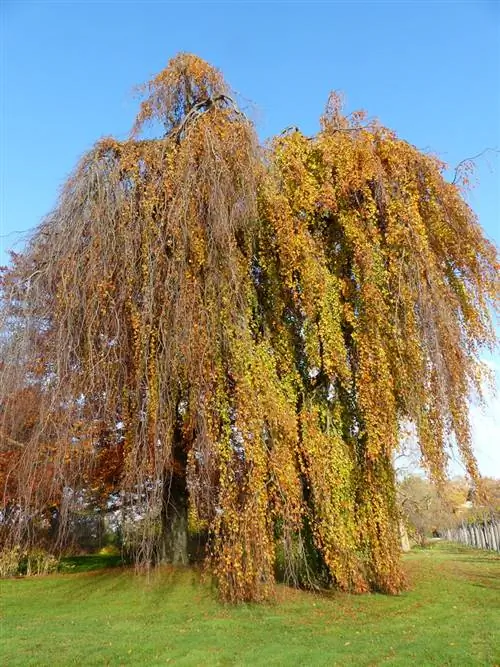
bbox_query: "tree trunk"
[158,397,190,565]
[399,521,411,552]
[160,473,189,565]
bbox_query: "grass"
[1,543,498,666]
[58,554,124,573]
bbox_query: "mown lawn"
[1,543,498,666]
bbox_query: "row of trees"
[1,54,498,601]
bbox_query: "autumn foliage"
[1,54,498,601]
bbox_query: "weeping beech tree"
[1,54,498,601]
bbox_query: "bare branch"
[451,147,500,185]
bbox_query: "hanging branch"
[451,147,499,185]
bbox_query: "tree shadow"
[59,554,124,573]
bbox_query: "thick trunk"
[160,469,189,565]
[159,397,190,565]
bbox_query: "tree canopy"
[1,54,498,602]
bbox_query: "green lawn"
[1,543,498,666]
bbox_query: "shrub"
[0,545,22,577]
[0,546,58,577]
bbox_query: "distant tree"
[481,478,500,516]
[398,475,466,544]
[1,54,498,601]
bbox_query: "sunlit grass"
[1,543,498,666]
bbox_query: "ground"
[1,543,498,666]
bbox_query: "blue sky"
[1,1,499,475]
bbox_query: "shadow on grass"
[59,554,124,573]
[50,543,498,611]
[54,557,209,603]
[413,542,500,560]
[443,549,500,563]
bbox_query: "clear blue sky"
[1,1,499,474]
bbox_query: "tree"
[1,54,498,602]
[398,474,500,545]
[398,475,465,544]
[480,477,500,516]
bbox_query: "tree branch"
[451,148,500,185]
